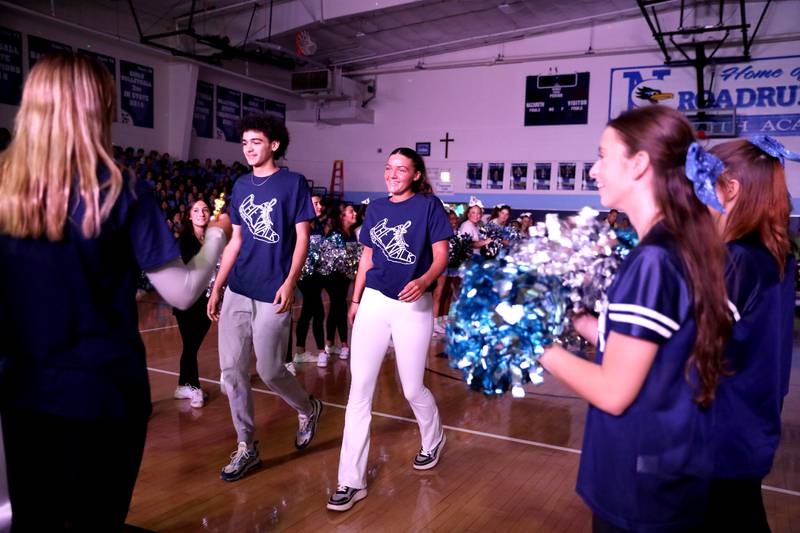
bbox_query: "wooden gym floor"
[127,293,800,532]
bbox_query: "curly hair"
[238,114,290,160]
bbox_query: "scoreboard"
[524,72,590,126]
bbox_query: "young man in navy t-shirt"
[207,114,322,482]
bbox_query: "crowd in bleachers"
[114,146,245,239]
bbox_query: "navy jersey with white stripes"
[577,222,714,533]
[712,235,795,479]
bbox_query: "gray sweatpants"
[219,288,313,444]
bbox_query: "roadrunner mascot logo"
[240,194,280,243]
[370,218,416,265]
[624,68,675,108]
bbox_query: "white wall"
[284,1,800,210]
[2,1,799,211]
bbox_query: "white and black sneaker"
[412,432,446,470]
[326,485,367,512]
[220,441,261,482]
[295,396,323,449]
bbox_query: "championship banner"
[216,85,241,143]
[27,35,71,70]
[0,26,22,106]
[264,98,286,121]
[120,60,154,128]
[192,80,214,139]
[609,55,800,136]
[79,49,116,80]
[243,92,265,117]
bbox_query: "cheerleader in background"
[318,202,358,367]
[488,204,511,226]
[458,197,492,254]
[705,136,797,531]
[327,147,452,512]
[0,52,229,531]
[518,211,533,236]
[294,195,327,365]
[173,200,216,408]
[353,198,369,241]
[432,209,462,337]
[539,105,732,532]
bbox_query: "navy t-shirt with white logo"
[228,169,315,302]
[0,170,179,421]
[360,194,452,300]
[577,222,714,532]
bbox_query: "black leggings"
[705,478,770,532]
[174,295,211,388]
[324,273,351,345]
[296,275,325,350]
[3,408,148,532]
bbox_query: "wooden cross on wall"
[440,132,454,159]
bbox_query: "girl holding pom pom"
[326,147,452,512]
[540,105,732,532]
[318,201,358,366]
[704,137,797,530]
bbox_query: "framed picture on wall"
[415,142,431,156]
[557,162,576,190]
[534,162,551,190]
[582,162,598,191]
[467,163,483,189]
[488,163,504,190]
[510,163,528,190]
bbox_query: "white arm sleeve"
[145,227,227,310]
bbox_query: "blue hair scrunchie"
[685,141,726,213]
[749,135,800,167]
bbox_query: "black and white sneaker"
[295,396,323,449]
[412,432,446,470]
[326,485,367,512]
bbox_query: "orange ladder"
[329,160,344,200]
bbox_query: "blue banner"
[0,26,22,106]
[242,92,265,117]
[79,49,115,80]
[27,35,71,70]
[216,85,241,142]
[120,60,154,128]
[609,55,800,136]
[193,80,214,139]
[265,98,286,121]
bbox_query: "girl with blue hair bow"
[539,105,733,532]
[704,136,797,531]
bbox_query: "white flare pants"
[337,288,443,489]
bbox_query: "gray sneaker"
[326,485,367,512]
[220,441,261,482]
[295,396,323,449]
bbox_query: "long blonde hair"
[0,52,122,240]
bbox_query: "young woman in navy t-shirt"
[705,137,796,530]
[539,106,732,532]
[0,52,229,531]
[327,147,453,512]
